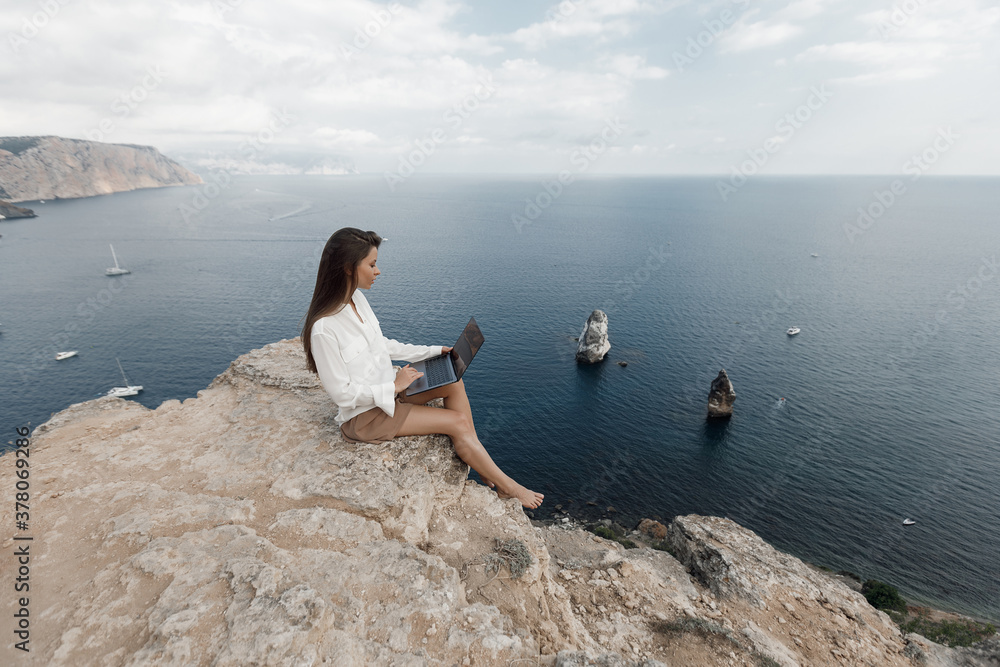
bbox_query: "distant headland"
[0,199,36,219]
[0,135,202,203]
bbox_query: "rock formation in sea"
[576,310,611,363]
[1,339,993,665]
[0,199,36,219]
[0,136,203,202]
[707,368,736,419]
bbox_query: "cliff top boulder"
[0,339,981,665]
[0,339,580,665]
[576,309,611,364]
[0,135,202,202]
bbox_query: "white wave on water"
[269,202,313,221]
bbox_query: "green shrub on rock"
[901,617,997,648]
[592,525,616,540]
[862,579,907,613]
[588,525,638,549]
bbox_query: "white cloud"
[776,0,833,22]
[598,54,669,79]
[0,0,997,174]
[796,40,948,66]
[794,38,976,84]
[828,68,943,86]
[313,127,382,148]
[716,0,838,53]
[799,1,999,84]
[508,0,663,50]
[510,16,631,51]
[856,0,1000,41]
[494,58,629,118]
[719,20,802,52]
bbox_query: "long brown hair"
[302,227,382,373]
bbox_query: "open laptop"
[404,317,484,395]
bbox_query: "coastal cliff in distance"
[0,199,35,218]
[0,136,202,202]
[1,339,995,665]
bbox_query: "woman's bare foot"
[500,482,544,509]
[483,479,515,502]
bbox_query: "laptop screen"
[451,317,484,379]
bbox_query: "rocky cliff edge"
[0,339,991,666]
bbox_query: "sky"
[1,0,998,175]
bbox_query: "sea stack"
[575,309,611,363]
[707,369,736,419]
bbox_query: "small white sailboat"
[107,358,143,397]
[55,351,78,360]
[106,244,130,276]
[787,327,801,336]
[903,519,916,526]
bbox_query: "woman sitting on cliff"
[301,227,543,509]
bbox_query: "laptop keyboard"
[424,356,452,386]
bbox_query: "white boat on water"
[106,244,130,276]
[787,327,801,336]
[56,351,78,360]
[903,519,916,526]
[811,253,819,257]
[107,358,142,397]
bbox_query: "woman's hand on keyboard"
[394,364,424,393]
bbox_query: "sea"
[1,174,998,622]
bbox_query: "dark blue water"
[2,175,998,621]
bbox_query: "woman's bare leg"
[401,379,498,487]
[396,396,543,509]
[436,380,504,489]
[440,378,476,430]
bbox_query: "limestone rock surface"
[576,310,611,363]
[667,514,912,666]
[707,369,736,419]
[1,338,992,666]
[0,136,202,202]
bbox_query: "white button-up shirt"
[310,289,443,425]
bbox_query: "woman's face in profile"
[354,246,380,289]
